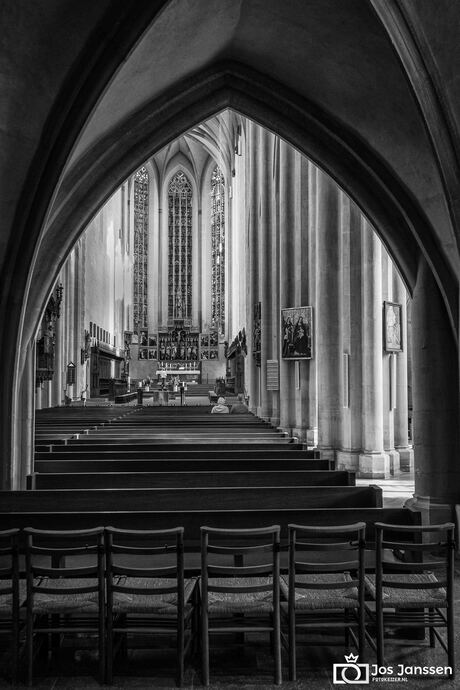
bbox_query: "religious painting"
[383,301,402,352]
[281,306,313,359]
[139,329,148,346]
[201,335,209,347]
[132,332,139,345]
[148,349,157,359]
[138,348,148,360]
[148,335,157,347]
[209,349,218,359]
[253,302,261,367]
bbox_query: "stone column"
[246,122,259,412]
[316,168,341,461]
[410,255,460,511]
[270,137,280,427]
[336,192,354,470]
[12,338,35,489]
[53,282,64,406]
[73,242,84,400]
[393,270,414,471]
[278,141,296,431]
[342,201,364,470]
[305,160,318,447]
[292,155,311,442]
[259,128,273,420]
[359,223,390,477]
[63,256,75,400]
[381,256,400,475]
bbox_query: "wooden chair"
[200,525,281,686]
[0,528,21,683]
[281,522,366,681]
[105,526,196,687]
[365,522,455,678]
[24,526,105,685]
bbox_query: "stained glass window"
[211,166,225,334]
[168,171,192,319]
[133,167,149,332]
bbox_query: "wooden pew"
[33,457,334,473]
[36,442,314,453]
[0,485,382,511]
[35,449,316,461]
[35,443,315,456]
[27,469,356,490]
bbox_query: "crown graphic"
[344,653,359,663]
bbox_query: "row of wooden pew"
[15,405,420,558]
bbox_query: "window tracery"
[133,167,149,332]
[168,171,192,319]
[211,166,225,334]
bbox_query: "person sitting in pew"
[211,396,229,414]
[230,393,249,414]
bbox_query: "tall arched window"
[168,171,192,319]
[133,167,149,332]
[211,166,225,334]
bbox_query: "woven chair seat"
[112,576,196,614]
[0,579,27,614]
[365,573,447,608]
[32,577,100,614]
[280,573,358,610]
[205,577,274,614]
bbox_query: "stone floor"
[2,607,459,690]
[357,471,415,508]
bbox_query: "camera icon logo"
[333,653,370,685]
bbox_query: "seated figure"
[230,393,249,414]
[211,396,229,414]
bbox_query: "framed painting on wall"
[383,301,402,352]
[281,306,313,359]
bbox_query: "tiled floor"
[2,608,459,690]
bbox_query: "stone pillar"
[259,128,273,420]
[381,256,400,475]
[12,338,35,489]
[292,155,311,442]
[73,242,84,401]
[344,201,364,469]
[410,255,460,512]
[305,160,318,447]
[278,141,296,431]
[246,122,259,412]
[35,379,42,411]
[316,168,341,461]
[63,256,75,400]
[393,270,414,471]
[359,223,390,477]
[336,192,356,470]
[53,285,64,406]
[270,137,280,427]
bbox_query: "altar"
[157,365,201,383]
